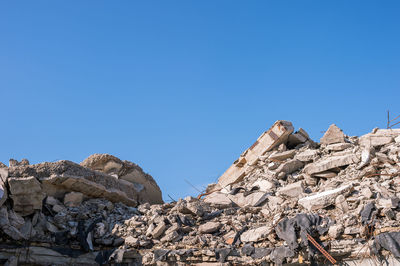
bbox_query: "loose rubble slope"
[1,121,400,265]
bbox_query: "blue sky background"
[1,1,399,201]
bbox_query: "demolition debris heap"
[1,121,400,265]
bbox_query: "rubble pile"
[1,121,400,265]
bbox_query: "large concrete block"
[218,121,294,188]
[8,176,45,216]
[298,184,352,211]
[81,154,163,204]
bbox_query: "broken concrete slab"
[326,143,352,151]
[199,222,221,234]
[0,207,26,240]
[277,181,304,198]
[275,159,303,175]
[217,121,294,188]
[360,134,394,147]
[81,154,163,204]
[8,160,140,207]
[64,191,84,207]
[304,154,360,175]
[287,128,310,147]
[228,192,268,207]
[240,225,272,242]
[295,150,319,162]
[312,171,337,178]
[0,168,7,207]
[8,176,45,216]
[298,184,352,211]
[152,221,167,238]
[252,179,275,192]
[320,124,346,145]
[268,150,296,161]
[203,192,234,209]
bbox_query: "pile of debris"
[1,121,400,265]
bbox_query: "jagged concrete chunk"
[204,192,233,209]
[326,143,352,151]
[8,176,45,216]
[218,121,294,188]
[9,160,139,207]
[359,128,400,148]
[0,168,8,207]
[287,128,310,146]
[228,192,268,207]
[275,159,303,175]
[240,225,272,242]
[278,181,304,198]
[304,154,360,175]
[268,150,296,161]
[320,124,346,145]
[199,222,221,234]
[295,150,319,162]
[81,154,163,204]
[298,184,352,211]
[64,192,84,207]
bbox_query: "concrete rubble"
[0,121,400,265]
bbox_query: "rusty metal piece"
[306,233,337,265]
[364,173,398,178]
[387,111,400,128]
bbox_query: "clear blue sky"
[1,1,399,201]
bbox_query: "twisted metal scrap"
[306,233,337,265]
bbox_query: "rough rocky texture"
[0,122,400,265]
[320,124,346,145]
[217,120,295,188]
[81,154,163,204]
